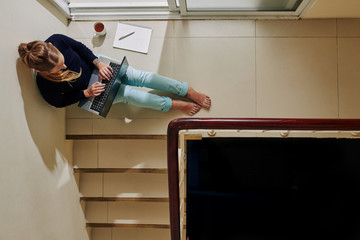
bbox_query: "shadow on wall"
[16,59,71,171]
[36,0,70,26]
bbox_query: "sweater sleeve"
[36,76,86,108]
[53,34,97,64]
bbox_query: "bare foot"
[171,100,201,116]
[186,87,211,109]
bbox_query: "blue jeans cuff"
[179,82,189,97]
[162,97,172,112]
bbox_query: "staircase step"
[86,201,170,225]
[80,173,168,198]
[72,135,171,240]
[73,139,167,169]
[91,227,170,240]
[88,223,171,230]
[67,135,167,140]
[88,223,170,229]
[81,197,169,202]
[75,168,167,174]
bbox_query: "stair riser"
[86,201,170,225]
[91,227,171,240]
[80,173,168,198]
[73,139,167,169]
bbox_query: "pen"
[119,31,135,40]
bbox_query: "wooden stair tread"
[67,134,167,140]
[74,168,167,173]
[87,223,170,229]
[81,197,169,202]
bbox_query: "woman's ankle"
[185,86,211,109]
[171,100,201,116]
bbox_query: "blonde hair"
[18,41,81,82]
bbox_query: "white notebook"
[113,22,152,54]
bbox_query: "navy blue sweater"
[36,34,97,108]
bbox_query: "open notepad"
[113,23,152,54]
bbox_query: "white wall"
[0,1,88,240]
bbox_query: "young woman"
[18,34,211,115]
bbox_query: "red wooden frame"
[167,118,360,240]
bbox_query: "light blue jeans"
[113,66,188,112]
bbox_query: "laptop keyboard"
[90,62,122,113]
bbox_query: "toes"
[187,89,212,109]
[194,104,201,112]
[203,96,211,108]
[189,104,201,116]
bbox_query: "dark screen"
[186,138,360,240]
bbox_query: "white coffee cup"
[93,22,106,37]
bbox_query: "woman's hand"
[83,82,105,98]
[95,60,113,80]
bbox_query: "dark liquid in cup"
[95,23,104,32]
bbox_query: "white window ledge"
[49,1,315,21]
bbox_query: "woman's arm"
[52,34,113,80]
[37,77,106,107]
[83,82,105,98]
[92,58,113,81]
[52,34,97,63]
[36,78,86,108]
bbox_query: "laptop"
[78,56,128,117]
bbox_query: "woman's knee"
[146,72,157,82]
[125,68,152,86]
[136,72,155,87]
